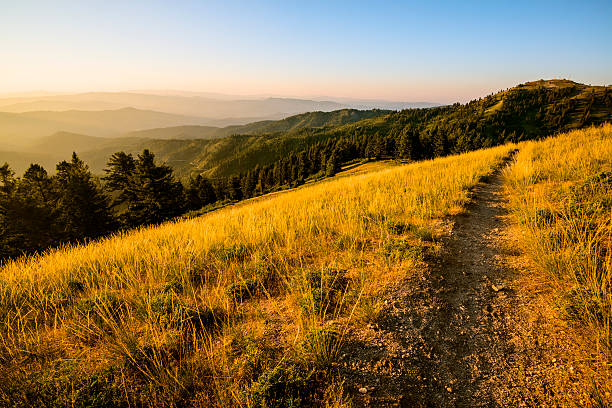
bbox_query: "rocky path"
[338,160,588,406]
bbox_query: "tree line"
[2,83,610,260]
[0,151,185,259]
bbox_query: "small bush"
[211,243,254,263]
[137,292,224,332]
[66,279,85,294]
[71,291,130,343]
[299,268,350,317]
[227,262,277,301]
[381,239,425,262]
[163,279,184,294]
[246,362,315,408]
[386,221,410,234]
[355,296,384,323]
[558,286,611,328]
[532,208,558,227]
[227,279,258,301]
[387,221,436,241]
[334,234,364,251]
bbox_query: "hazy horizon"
[2,1,611,104]
[0,89,441,104]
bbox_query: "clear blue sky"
[1,0,610,102]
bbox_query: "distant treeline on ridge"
[1,80,610,259]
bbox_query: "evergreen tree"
[186,174,217,210]
[104,149,184,226]
[55,153,114,240]
[103,151,136,209]
[325,150,341,177]
[129,149,185,225]
[21,164,55,204]
[228,175,243,200]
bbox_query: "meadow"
[0,143,514,407]
[504,124,611,400]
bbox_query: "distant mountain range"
[0,109,391,174]
[0,91,438,115]
[0,91,437,149]
[0,108,214,148]
[1,80,608,179]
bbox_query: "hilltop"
[2,79,609,178]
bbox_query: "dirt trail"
[338,160,576,407]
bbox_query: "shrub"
[246,362,315,408]
[299,268,350,317]
[381,239,425,262]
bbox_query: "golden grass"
[504,124,612,401]
[0,143,514,407]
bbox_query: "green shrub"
[558,286,611,328]
[211,243,254,263]
[247,362,315,408]
[381,239,424,262]
[299,268,350,317]
[136,292,224,332]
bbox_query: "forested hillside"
[125,108,390,140]
[139,79,612,178]
[1,80,610,259]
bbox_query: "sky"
[1,0,611,103]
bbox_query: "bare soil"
[338,163,609,407]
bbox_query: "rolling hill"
[124,109,390,139]
[2,79,610,179]
[2,109,392,175]
[0,108,213,147]
[0,92,347,120]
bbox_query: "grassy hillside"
[0,143,514,407]
[504,124,611,356]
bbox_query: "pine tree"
[55,152,114,240]
[21,164,55,205]
[103,151,136,209]
[186,174,217,210]
[0,163,14,197]
[228,175,243,200]
[105,149,184,226]
[396,128,413,159]
[129,149,185,225]
[325,150,341,177]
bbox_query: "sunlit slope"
[505,124,612,351]
[0,143,515,407]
